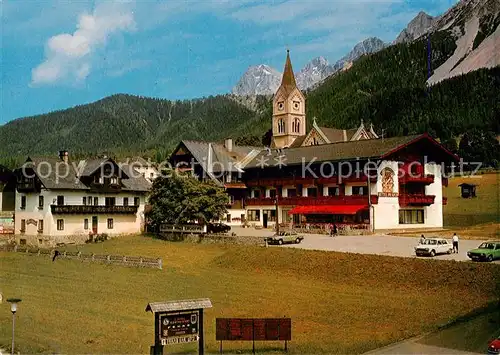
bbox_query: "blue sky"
[1,0,457,124]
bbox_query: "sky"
[0,0,457,124]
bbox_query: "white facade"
[14,189,146,243]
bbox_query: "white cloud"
[31,2,135,86]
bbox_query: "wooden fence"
[0,244,162,269]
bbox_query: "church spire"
[279,49,297,94]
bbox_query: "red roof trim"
[380,133,459,161]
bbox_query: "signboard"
[377,192,398,197]
[216,318,291,341]
[159,310,200,344]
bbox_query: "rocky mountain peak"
[396,11,437,43]
[231,64,281,96]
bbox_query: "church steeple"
[280,49,297,94]
[271,50,306,149]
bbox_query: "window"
[84,219,89,230]
[123,197,129,206]
[38,196,44,209]
[105,197,116,206]
[247,210,260,222]
[228,195,235,205]
[57,195,64,205]
[293,101,300,110]
[57,219,64,231]
[269,189,277,199]
[107,218,114,229]
[307,187,317,197]
[83,197,87,205]
[277,119,285,133]
[287,188,297,197]
[263,209,276,221]
[94,197,98,206]
[38,220,44,233]
[352,186,367,196]
[292,118,301,133]
[399,209,424,224]
[20,196,26,209]
[150,173,154,179]
[253,190,261,199]
[110,177,119,185]
[226,214,231,223]
[134,197,140,206]
[20,219,26,232]
[328,187,339,196]
[277,101,284,111]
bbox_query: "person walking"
[419,234,426,244]
[452,233,459,253]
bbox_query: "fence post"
[77,251,81,258]
[140,257,143,267]
[158,258,162,270]
[13,244,17,252]
[63,251,67,258]
[37,249,41,256]
[123,256,127,263]
[92,253,95,262]
[107,255,111,263]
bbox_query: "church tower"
[271,50,306,148]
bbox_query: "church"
[271,50,377,149]
[170,51,458,231]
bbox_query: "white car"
[415,238,453,257]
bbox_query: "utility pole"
[275,193,280,235]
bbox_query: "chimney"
[224,138,233,152]
[58,150,69,164]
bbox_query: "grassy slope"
[1,236,499,354]
[443,172,499,237]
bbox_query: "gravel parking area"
[230,227,498,263]
[284,234,499,263]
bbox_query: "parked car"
[467,241,500,262]
[488,335,500,354]
[414,238,453,257]
[207,223,231,234]
[266,231,304,245]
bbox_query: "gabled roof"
[178,140,261,173]
[246,134,458,168]
[17,157,150,192]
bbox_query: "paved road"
[285,234,500,263]
[364,336,481,355]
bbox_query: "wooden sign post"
[146,298,212,355]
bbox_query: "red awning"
[288,205,367,215]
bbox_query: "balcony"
[246,175,375,187]
[245,195,378,207]
[51,205,138,214]
[399,174,434,185]
[399,194,435,206]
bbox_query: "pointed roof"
[278,50,298,96]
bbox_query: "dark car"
[207,223,231,234]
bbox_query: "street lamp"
[6,298,21,355]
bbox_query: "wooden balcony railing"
[245,195,378,206]
[399,194,435,206]
[245,175,375,187]
[399,174,434,185]
[51,205,138,214]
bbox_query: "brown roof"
[278,50,298,96]
[288,135,307,148]
[317,127,346,143]
[246,134,424,168]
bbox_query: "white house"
[14,152,151,245]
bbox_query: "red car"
[488,336,500,354]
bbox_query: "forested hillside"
[0,29,498,168]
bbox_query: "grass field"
[1,235,500,354]
[443,172,499,238]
